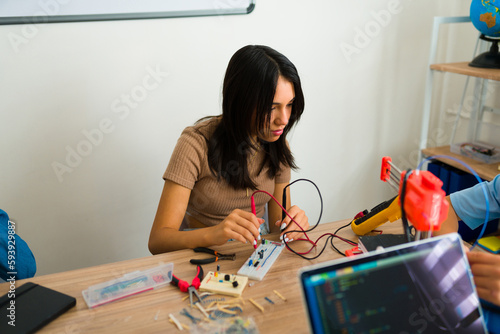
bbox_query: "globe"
[470,0,500,37]
[469,0,500,68]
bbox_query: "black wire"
[284,235,334,260]
[280,178,327,260]
[283,223,357,260]
[330,221,355,257]
[282,178,323,234]
[280,179,356,259]
[334,220,352,236]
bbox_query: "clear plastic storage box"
[451,141,500,164]
[82,262,173,308]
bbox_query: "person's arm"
[268,182,309,242]
[435,175,500,236]
[433,195,460,236]
[467,251,500,307]
[0,210,36,280]
[268,182,289,234]
[148,180,264,254]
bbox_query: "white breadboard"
[237,239,284,281]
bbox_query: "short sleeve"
[163,126,207,190]
[450,174,500,230]
[275,163,291,184]
[0,209,36,281]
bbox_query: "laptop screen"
[299,233,487,334]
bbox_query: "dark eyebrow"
[272,97,295,105]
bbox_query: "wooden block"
[199,271,248,297]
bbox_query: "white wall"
[0,0,473,275]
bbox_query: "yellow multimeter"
[351,195,401,236]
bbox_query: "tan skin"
[434,196,500,307]
[148,76,309,254]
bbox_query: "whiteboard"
[0,0,255,25]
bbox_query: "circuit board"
[237,239,285,281]
[199,271,248,297]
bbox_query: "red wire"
[250,189,356,255]
[251,190,314,245]
[285,233,358,255]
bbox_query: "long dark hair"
[205,45,305,190]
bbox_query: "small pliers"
[171,265,204,307]
[189,247,236,265]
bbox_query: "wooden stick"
[249,298,264,313]
[169,319,190,330]
[195,302,210,319]
[273,290,287,301]
[212,296,243,306]
[168,314,183,331]
[217,304,238,315]
[205,301,217,310]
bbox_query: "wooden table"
[0,219,404,333]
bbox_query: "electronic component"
[351,156,448,237]
[249,298,264,313]
[237,240,284,281]
[351,157,403,235]
[351,195,401,235]
[399,169,448,233]
[199,271,247,297]
[273,289,287,301]
[265,297,274,304]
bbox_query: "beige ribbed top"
[163,117,291,228]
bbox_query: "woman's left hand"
[275,205,309,242]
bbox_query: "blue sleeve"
[0,209,37,281]
[450,174,500,230]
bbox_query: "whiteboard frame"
[0,0,255,25]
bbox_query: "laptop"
[298,233,487,334]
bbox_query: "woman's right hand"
[209,209,264,246]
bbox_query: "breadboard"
[199,271,248,297]
[237,239,284,281]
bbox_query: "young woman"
[148,45,309,254]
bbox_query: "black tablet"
[0,282,76,333]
